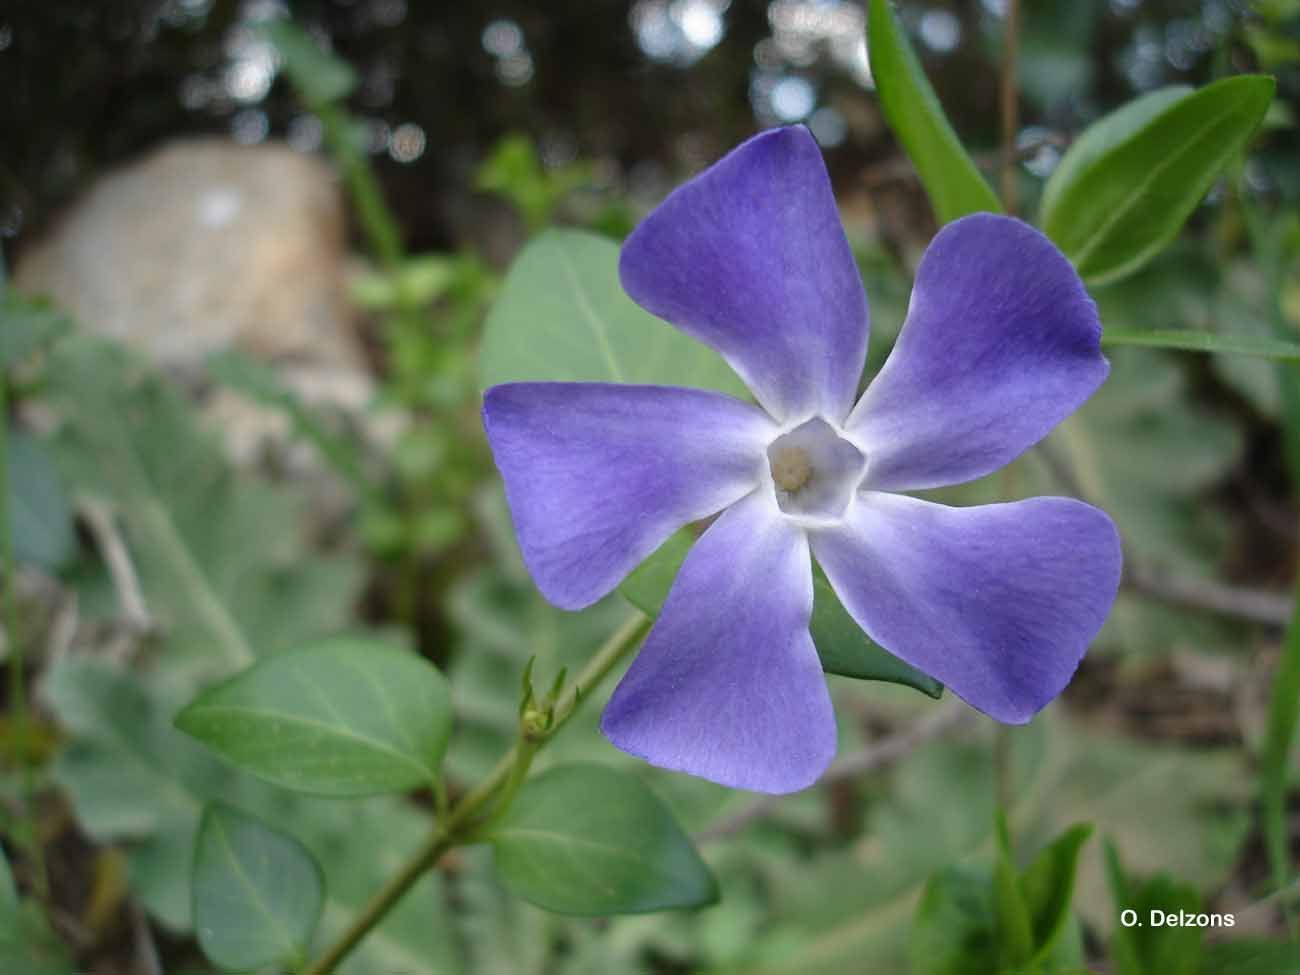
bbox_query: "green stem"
[301,610,650,975]
[993,722,1013,816]
[301,828,451,975]
[314,100,405,272]
[460,739,539,843]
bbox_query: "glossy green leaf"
[866,0,1002,224]
[619,528,942,695]
[1039,87,1193,221]
[177,637,453,796]
[810,568,942,695]
[263,20,357,104]
[1101,327,1300,361]
[1041,75,1275,285]
[1020,824,1093,963]
[488,762,718,915]
[618,529,692,619]
[6,430,74,570]
[193,803,324,973]
[479,229,747,397]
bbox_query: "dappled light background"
[6,0,1293,251]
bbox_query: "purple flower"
[482,127,1122,794]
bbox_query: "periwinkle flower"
[483,127,1121,794]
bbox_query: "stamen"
[770,446,812,492]
[765,417,866,520]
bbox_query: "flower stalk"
[300,610,650,975]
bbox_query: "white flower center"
[765,417,866,521]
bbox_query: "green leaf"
[993,816,1034,967]
[1041,75,1275,285]
[193,803,324,973]
[1039,87,1193,222]
[47,338,362,683]
[809,568,942,695]
[0,291,71,370]
[488,762,718,915]
[866,0,1002,224]
[1260,568,1300,922]
[44,660,464,971]
[349,255,456,311]
[1019,726,1248,936]
[43,658,274,930]
[907,829,1082,975]
[760,716,1246,975]
[263,20,357,104]
[909,866,1000,975]
[206,349,376,506]
[1101,327,1300,361]
[619,527,942,695]
[177,637,453,796]
[1199,940,1300,975]
[1104,840,1205,975]
[0,851,15,916]
[619,529,694,619]
[1209,253,1292,418]
[479,229,747,397]
[302,799,464,975]
[6,430,74,570]
[477,134,593,232]
[453,847,553,975]
[0,849,75,975]
[1020,823,1093,963]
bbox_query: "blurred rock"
[15,138,377,464]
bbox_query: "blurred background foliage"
[2,0,1300,973]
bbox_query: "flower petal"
[810,493,1121,723]
[619,126,869,424]
[849,214,1108,492]
[601,492,836,793]
[483,382,772,610]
